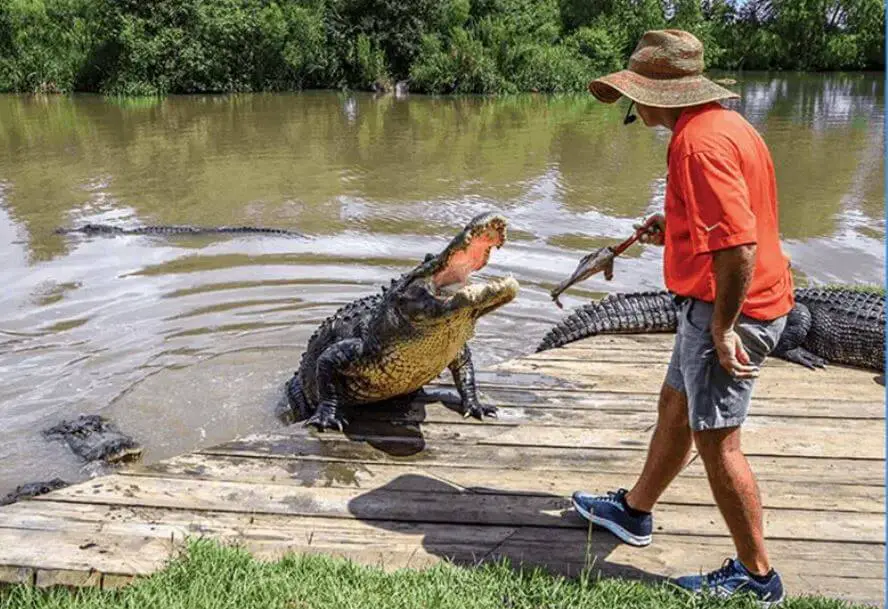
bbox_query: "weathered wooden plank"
[198,432,884,485]
[351,400,660,430]
[35,568,102,588]
[492,525,885,582]
[352,397,883,433]
[333,416,883,460]
[120,453,886,514]
[35,475,884,543]
[491,359,884,401]
[1,501,882,580]
[0,527,174,577]
[0,501,515,567]
[538,334,679,351]
[464,387,885,420]
[0,565,33,585]
[476,423,884,460]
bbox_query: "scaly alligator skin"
[536,288,885,372]
[43,415,143,463]
[0,478,68,506]
[55,223,305,237]
[286,212,519,431]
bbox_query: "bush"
[0,0,882,95]
[0,0,102,93]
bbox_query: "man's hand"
[711,325,759,379]
[634,213,665,246]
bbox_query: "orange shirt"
[663,102,794,321]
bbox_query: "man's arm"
[711,244,756,333]
[711,243,759,378]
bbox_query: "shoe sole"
[669,582,785,608]
[572,497,652,547]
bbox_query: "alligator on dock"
[55,223,305,237]
[536,287,885,372]
[43,414,143,464]
[287,212,519,431]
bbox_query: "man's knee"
[658,382,690,429]
[693,426,742,462]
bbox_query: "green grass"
[821,283,885,296]
[0,539,872,609]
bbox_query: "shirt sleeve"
[674,150,757,254]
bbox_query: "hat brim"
[589,69,739,108]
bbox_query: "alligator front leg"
[448,345,497,420]
[305,338,364,432]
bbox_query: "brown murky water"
[0,72,883,495]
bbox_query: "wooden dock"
[0,334,884,606]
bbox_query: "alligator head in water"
[289,212,518,431]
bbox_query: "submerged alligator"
[287,212,519,431]
[55,223,305,237]
[43,415,143,464]
[536,288,885,372]
[0,478,68,506]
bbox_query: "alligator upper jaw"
[431,215,506,293]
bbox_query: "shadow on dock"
[346,472,668,585]
[277,389,463,457]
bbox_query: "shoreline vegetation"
[1,0,884,97]
[0,539,876,609]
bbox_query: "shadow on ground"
[345,472,668,585]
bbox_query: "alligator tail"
[536,290,679,352]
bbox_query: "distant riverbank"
[1,0,884,96]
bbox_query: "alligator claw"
[779,347,827,370]
[463,402,498,420]
[303,407,348,432]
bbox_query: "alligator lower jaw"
[450,275,519,315]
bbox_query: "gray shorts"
[665,298,787,432]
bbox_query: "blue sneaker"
[571,488,652,546]
[672,558,785,606]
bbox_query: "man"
[571,29,794,605]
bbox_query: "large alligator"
[536,287,885,372]
[286,212,519,431]
[55,223,305,237]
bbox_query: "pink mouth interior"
[432,228,503,288]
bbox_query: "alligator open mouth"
[432,214,507,298]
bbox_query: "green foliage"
[0,538,877,609]
[0,0,883,95]
[98,0,332,95]
[0,0,103,93]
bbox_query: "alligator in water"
[286,212,519,431]
[43,415,143,464]
[55,223,305,237]
[0,478,68,506]
[536,288,885,372]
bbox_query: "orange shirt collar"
[667,101,723,163]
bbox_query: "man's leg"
[624,383,693,512]
[571,303,693,546]
[694,426,769,575]
[672,301,786,604]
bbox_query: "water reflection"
[0,72,883,495]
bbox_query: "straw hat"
[588,29,738,108]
